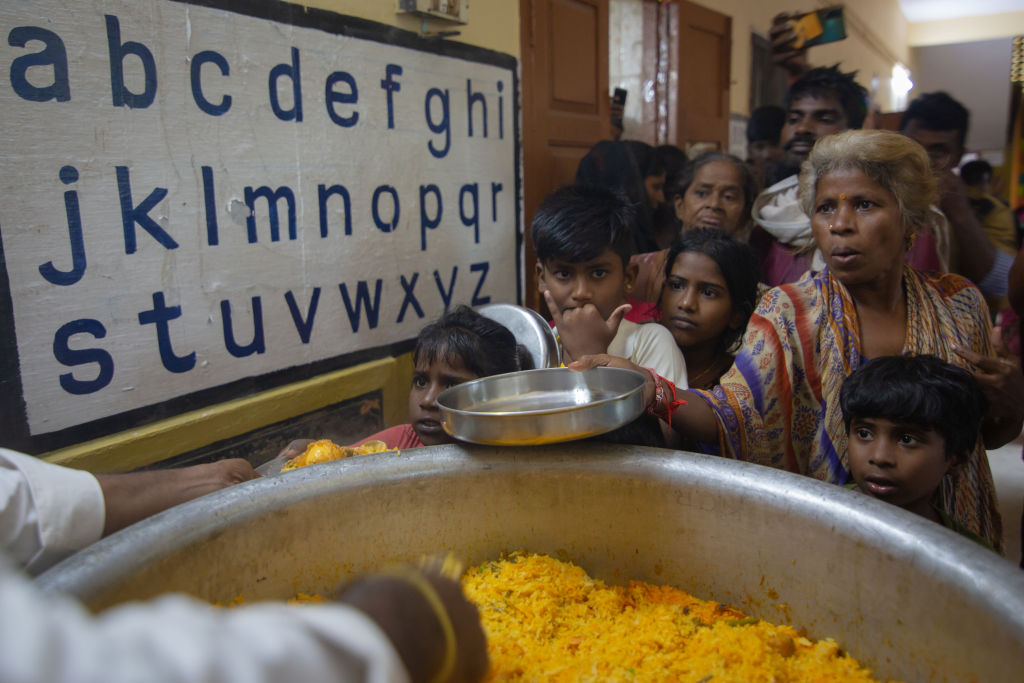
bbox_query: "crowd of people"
[3,12,1024,683]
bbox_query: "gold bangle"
[379,568,456,683]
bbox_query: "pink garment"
[906,224,942,273]
[624,298,659,323]
[353,424,424,450]
[757,239,813,288]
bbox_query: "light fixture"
[891,62,913,111]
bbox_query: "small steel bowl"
[436,366,647,445]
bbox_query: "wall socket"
[397,0,469,25]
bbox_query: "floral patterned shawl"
[695,265,1003,552]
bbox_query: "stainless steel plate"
[476,303,559,369]
[436,366,646,445]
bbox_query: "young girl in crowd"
[355,305,531,449]
[658,228,760,391]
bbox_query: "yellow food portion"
[461,553,894,683]
[229,552,895,682]
[281,438,391,471]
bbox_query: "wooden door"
[520,0,609,312]
[676,0,731,154]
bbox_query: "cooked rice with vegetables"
[461,552,895,682]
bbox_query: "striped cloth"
[695,265,1003,553]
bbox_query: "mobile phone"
[790,6,846,49]
[611,88,627,128]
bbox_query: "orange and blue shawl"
[696,265,1002,552]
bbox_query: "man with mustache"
[748,65,868,286]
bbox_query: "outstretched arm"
[96,458,258,536]
[568,354,719,443]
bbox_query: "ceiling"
[898,0,1024,23]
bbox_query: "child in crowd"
[658,228,760,391]
[839,354,993,550]
[273,306,531,465]
[533,184,688,388]
[355,305,531,449]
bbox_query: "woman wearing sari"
[576,130,1024,553]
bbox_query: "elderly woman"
[581,130,1024,552]
[629,152,757,314]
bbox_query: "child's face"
[409,350,478,446]
[847,417,953,519]
[659,251,739,353]
[536,248,636,321]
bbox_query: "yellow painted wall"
[687,0,911,114]
[46,0,520,472]
[908,11,1024,47]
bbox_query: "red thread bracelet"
[643,368,687,429]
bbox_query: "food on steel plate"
[281,438,391,471]
[460,553,897,682]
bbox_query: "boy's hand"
[544,290,630,363]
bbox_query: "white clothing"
[608,319,689,389]
[751,175,826,272]
[0,447,105,575]
[0,448,410,683]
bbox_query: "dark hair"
[531,184,638,266]
[662,228,760,351]
[786,64,868,130]
[622,140,665,179]
[655,144,689,193]
[575,141,658,252]
[670,151,757,220]
[839,354,987,459]
[747,105,786,144]
[960,159,992,187]
[899,91,969,148]
[414,305,527,379]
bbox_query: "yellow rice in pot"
[461,552,895,682]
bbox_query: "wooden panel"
[550,0,598,108]
[676,0,731,150]
[520,0,609,313]
[549,145,591,188]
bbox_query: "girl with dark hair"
[658,229,760,390]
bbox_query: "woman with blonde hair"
[577,129,1024,553]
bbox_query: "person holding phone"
[610,87,627,141]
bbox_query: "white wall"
[911,38,1014,155]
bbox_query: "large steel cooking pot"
[37,444,1024,681]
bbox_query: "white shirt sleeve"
[620,321,689,389]
[0,447,105,575]
[0,554,410,683]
